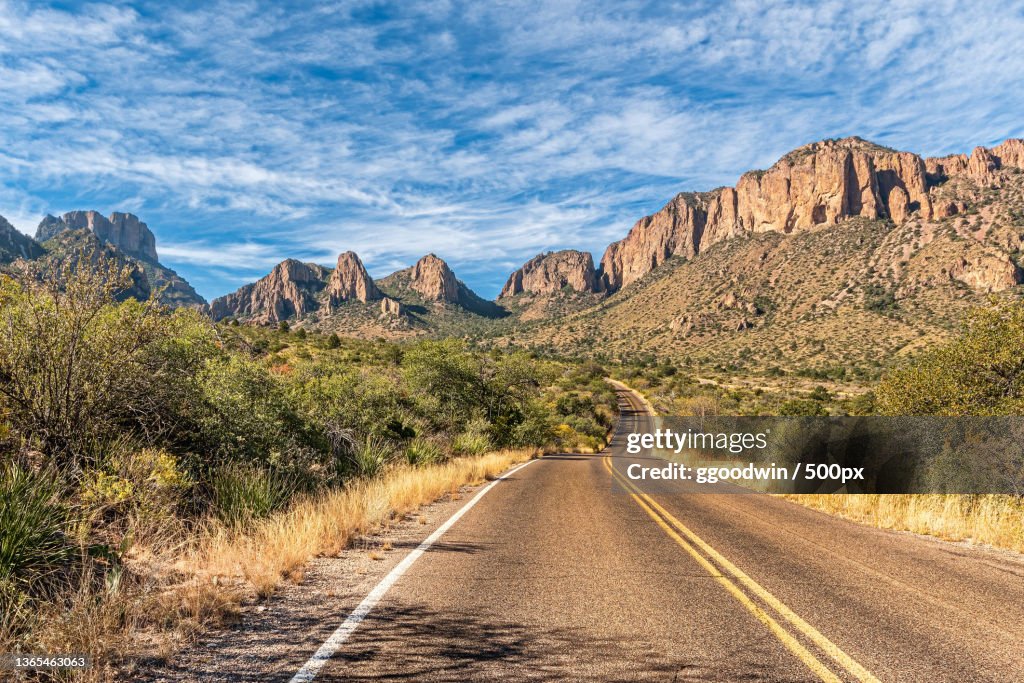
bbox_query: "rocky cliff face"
[499,250,600,298]
[37,210,159,263]
[326,251,380,307]
[0,215,45,264]
[209,259,329,323]
[926,139,1024,183]
[599,137,1024,292]
[379,296,404,316]
[408,253,462,303]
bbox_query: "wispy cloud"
[1,0,1023,299]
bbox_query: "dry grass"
[186,448,538,600]
[16,448,537,679]
[783,494,1024,553]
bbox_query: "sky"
[1,1,1023,301]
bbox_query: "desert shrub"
[287,363,404,442]
[452,419,493,456]
[778,399,828,416]
[211,463,298,526]
[83,446,193,536]
[190,355,318,473]
[403,339,484,430]
[404,438,445,466]
[877,299,1024,415]
[504,401,555,448]
[809,386,831,402]
[0,263,216,468]
[0,462,77,600]
[348,435,394,477]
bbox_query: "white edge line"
[289,458,537,683]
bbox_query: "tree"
[0,257,215,468]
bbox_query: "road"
[277,386,1024,682]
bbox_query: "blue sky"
[1,0,1023,300]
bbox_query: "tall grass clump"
[349,435,393,477]
[404,437,445,466]
[211,464,298,526]
[783,493,1024,553]
[0,462,78,649]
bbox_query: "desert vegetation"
[0,255,617,679]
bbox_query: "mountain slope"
[210,251,506,337]
[597,137,1023,293]
[496,137,1024,373]
[0,215,45,264]
[34,211,205,307]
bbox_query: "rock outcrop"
[37,210,159,262]
[380,296,404,317]
[499,250,600,298]
[0,214,45,264]
[925,139,1024,183]
[600,137,952,291]
[408,253,462,303]
[326,251,380,307]
[209,259,329,323]
[946,252,1021,293]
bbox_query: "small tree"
[0,256,215,468]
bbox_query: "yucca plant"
[403,438,445,467]
[210,463,297,526]
[349,436,393,478]
[452,419,493,456]
[0,462,77,598]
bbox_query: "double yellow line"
[603,455,879,683]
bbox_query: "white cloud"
[1,0,1023,299]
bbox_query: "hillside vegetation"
[0,254,617,678]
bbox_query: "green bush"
[210,463,297,526]
[452,419,493,456]
[0,463,77,599]
[877,299,1024,415]
[348,436,393,477]
[404,438,445,467]
[778,399,828,416]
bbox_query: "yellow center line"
[604,455,879,683]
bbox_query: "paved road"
[297,387,1024,682]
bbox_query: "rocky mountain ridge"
[597,137,1024,293]
[499,250,600,298]
[0,210,205,307]
[208,251,504,328]
[37,210,159,263]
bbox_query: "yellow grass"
[19,448,539,679]
[188,448,538,599]
[782,494,1024,553]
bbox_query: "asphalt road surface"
[288,385,1024,682]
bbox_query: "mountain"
[597,137,1024,293]
[499,250,601,298]
[325,251,381,308]
[501,137,1024,373]
[37,210,158,262]
[496,249,604,322]
[377,254,506,318]
[208,259,329,324]
[34,229,151,301]
[0,215,45,264]
[209,251,504,334]
[33,210,205,307]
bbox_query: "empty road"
[251,386,1023,681]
